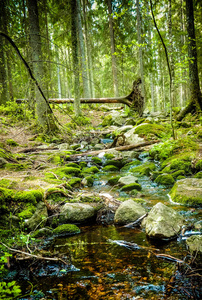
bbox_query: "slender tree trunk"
[168,0,175,107]
[76,0,90,99]
[71,0,81,116]
[27,0,57,130]
[107,0,119,97]
[136,0,145,100]
[185,0,202,109]
[0,0,8,104]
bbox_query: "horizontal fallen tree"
[16,79,144,116]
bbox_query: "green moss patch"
[102,165,119,172]
[155,174,175,186]
[68,177,82,187]
[0,179,18,189]
[120,183,142,192]
[107,176,121,185]
[130,162,156,176]
[91,157,102,165]
[82,166,100,174]
[0,187,43,205]
[53,224,80,236]
[134,123,169,139]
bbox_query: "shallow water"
[12,153,202,299]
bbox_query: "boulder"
[111,110,127,126]
[59,203,97,223]
[114,125,133,134]
[53,224,80,236]
[186,235,202,253]
[114,199,146,225]
[141,202,184,239]
[25,202,48,231]
[155,174,175,186]
[118,175,139,186]
[124,127,145,145]
[169,178,202,206]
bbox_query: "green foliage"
[0,281,21,300]
[101,115,112,127]
[74,115,91,125]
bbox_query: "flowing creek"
[12,149,202,299]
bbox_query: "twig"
[0,242,68,265]
[124,213,148,228]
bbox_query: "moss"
[76,194,102,203]
[68,177,82,187]
[101,114,112,127]
[0,188,43,206]
[6,139,19,146]
[66,162,80,168]
[0,179,17,189]
[120,159,141,172]
[82,166,100,174]
[108,176,121,185]
[18,204,36,219]
[31,227,52,238]
[120,183,142,192]
[48,154,63,164]
[5,163,27,171]
[194,171,202,178]
[102,165,119,172]
[53,224,80,236]
[134,123,169,139]
[83,175,95,186]
[155,174,175,186]
[91,157,102,165]
[79,161,88,168]
[130,162,156,176]
[45,188,66,202]
[176,175,186,180]
[172,170,185,179]
[104,153,115,160]
[195,160,202,171]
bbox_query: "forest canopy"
[0,0,201,126]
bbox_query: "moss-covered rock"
[66,162,81,168]
[53,224,80,236]
[59,203,96,223]
[101,114,112,127]
[107,176,121,185]
[186,235,202,254]
[31,227,52,238]
[102,165,119,172]
[68,177,82,187]
[104,153,115,160]
[0,187,43,205]
[76,193,102,203]
[155,174,175,186]
[91,157,102,165]
[195,160,202,171]
[0,179,17,189]
[18,204,36,219]
[82,175,95,187]
[171,170,185,179]
[130,162,156,176]
[61,166,81,176]
[25,201,48,231]
[120,159,141,172]
[79,161,88,168]
[82,166,100,174]
[120,182,142,192]
[194,171,202,179]
[169,178,202,206]
[134,123,169,139]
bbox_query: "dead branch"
[68,140,159,158]
[154,253,185,264]
[123,213,148,228]
[0,242,68,265]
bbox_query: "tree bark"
[27,0,57,130]
[71,0,81,116]
[107,0,119,97]
[177,0,202,121]
[136,0,145,101]
[168,0,175,107]
[76,0,90,99]
[0,0,8,104]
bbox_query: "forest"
[0,0,202,299]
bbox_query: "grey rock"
[142,202,184,239]
[118,175,139,186]
[186,235,202,253]
[114,199,146,225]
[59,203,96,223]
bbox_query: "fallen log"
[68,140,159,158]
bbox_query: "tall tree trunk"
[185,0,202,109]
[136,0,145,101]
[107,0,119,97]
[27,0,57,130]
[168,0,175,107]
[177,0,202,120]
[71,0,81,116]
[76,0,90,99]
[0,0,8,104]
[83,0,94,98]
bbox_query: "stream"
[9,149,202,299]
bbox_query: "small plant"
[0,281,21,300]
